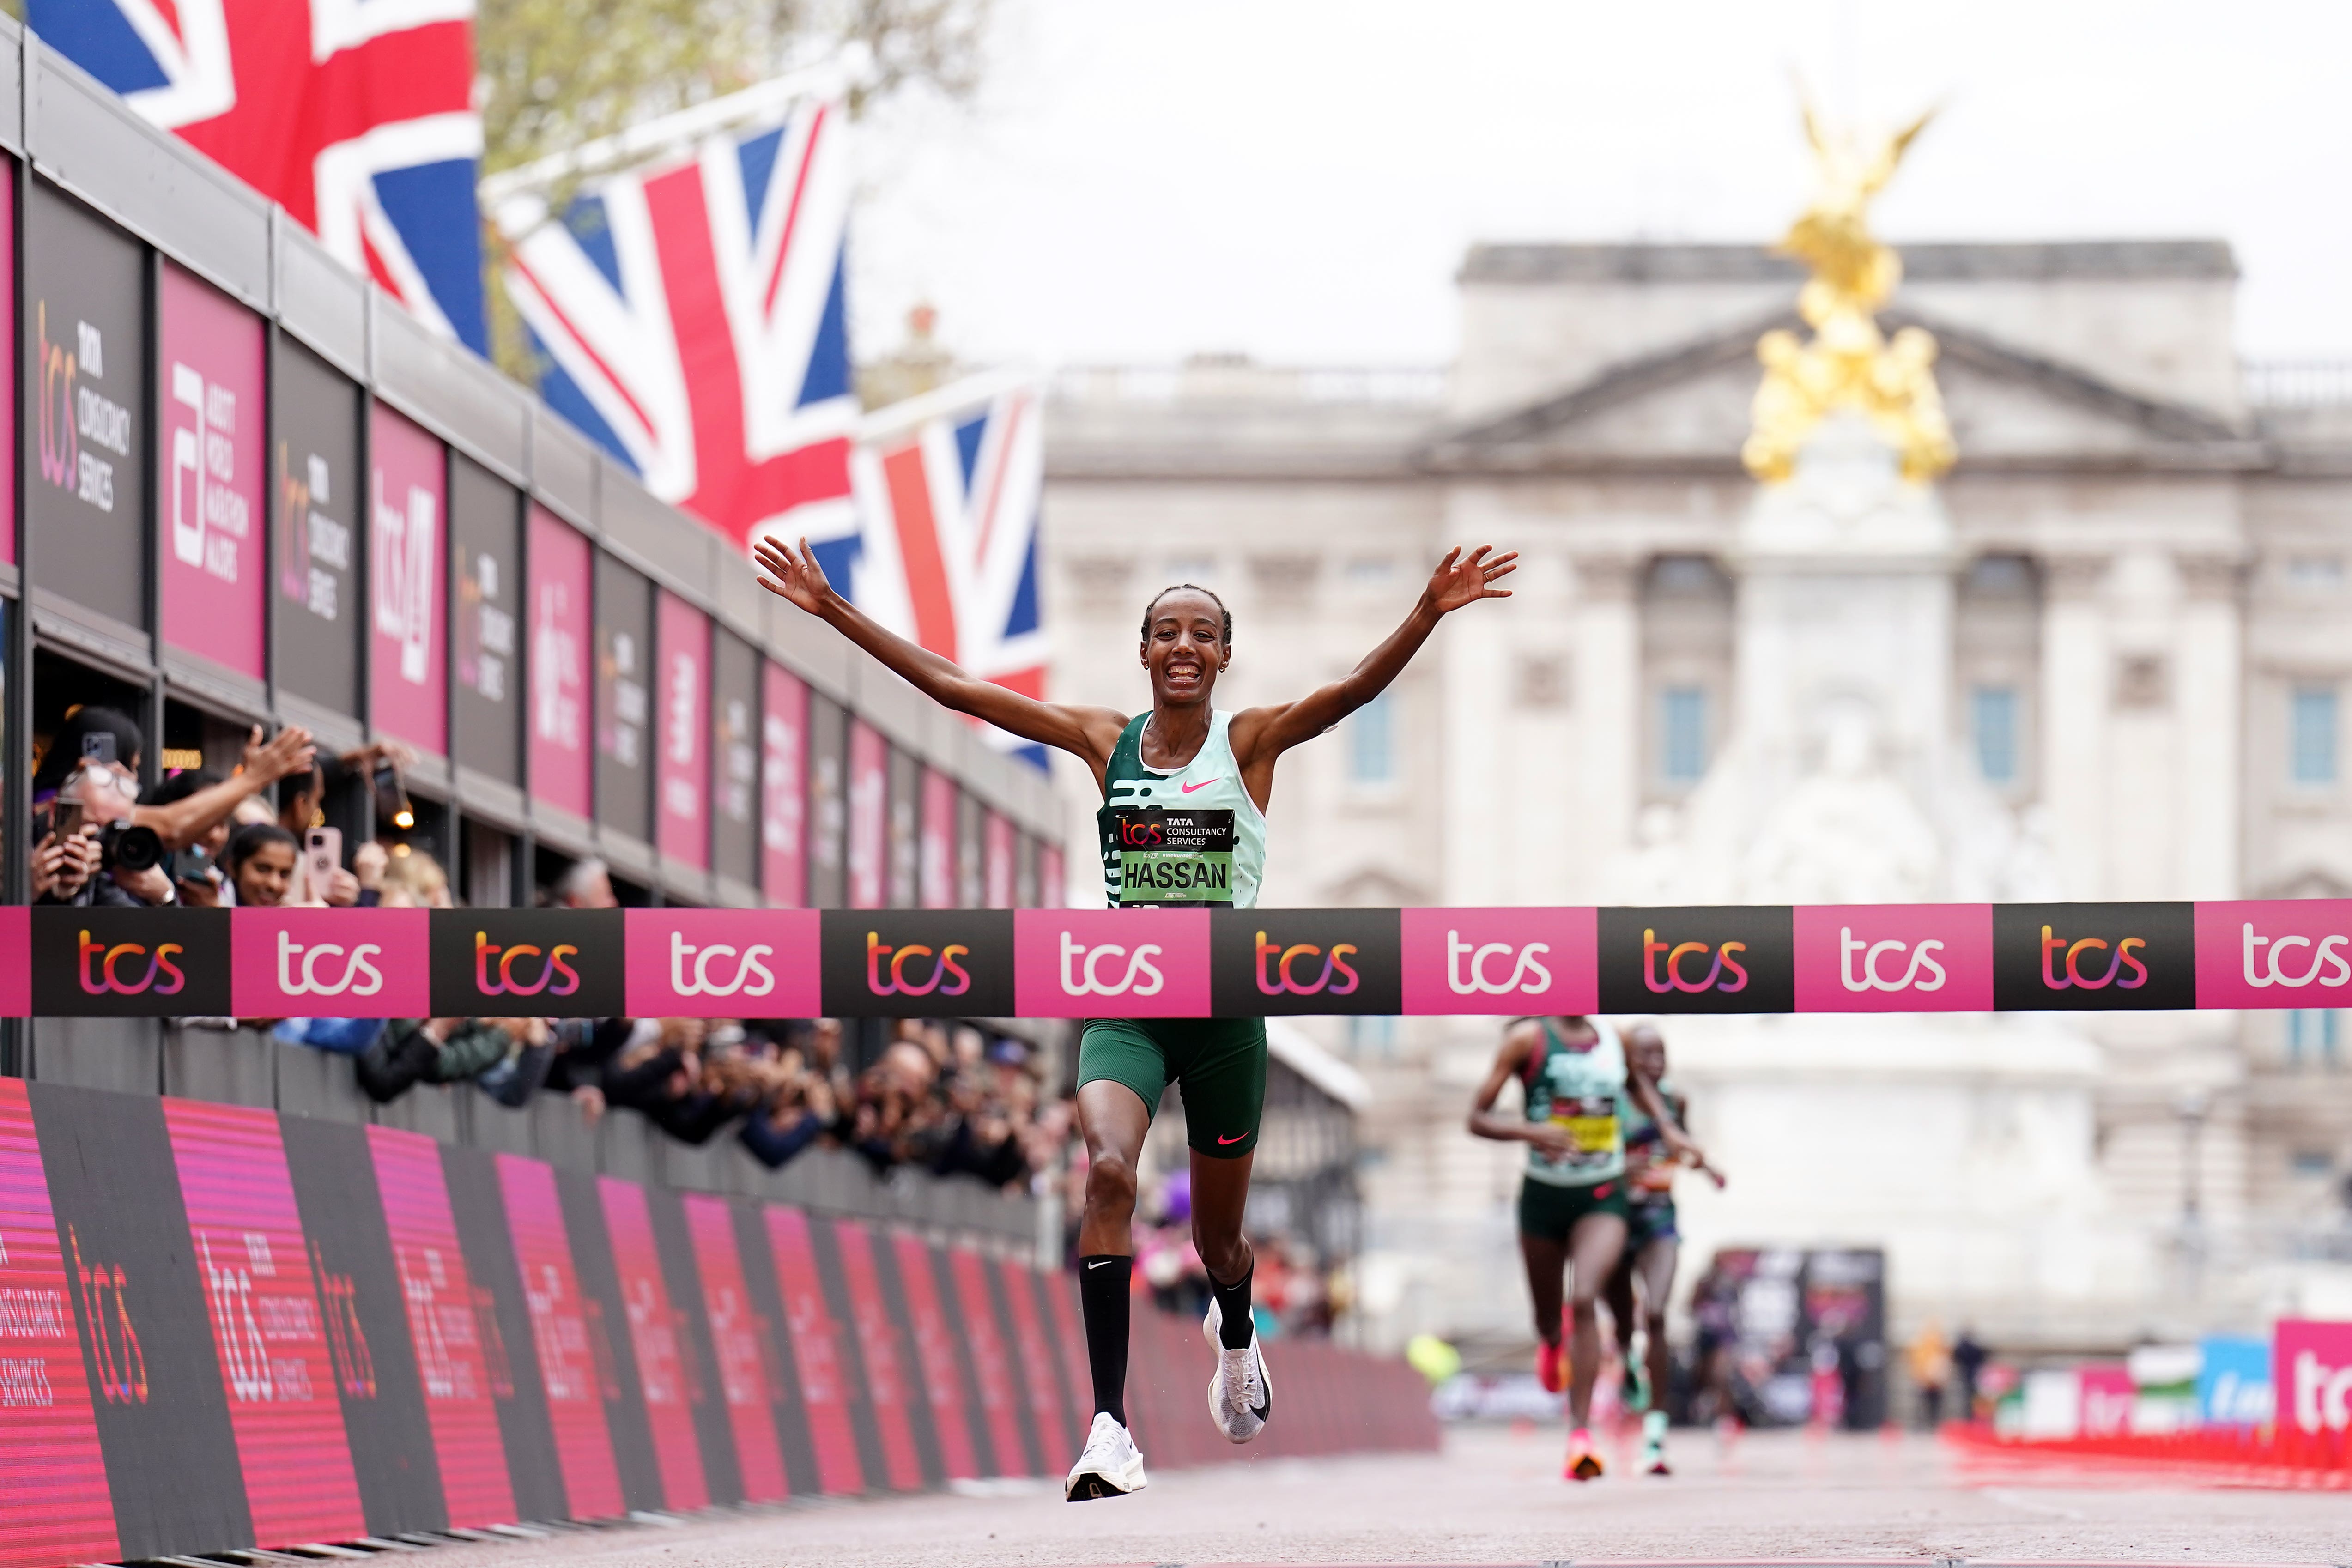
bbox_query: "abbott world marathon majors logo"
[2194,900,2352,1008]
[1991,902,2194,1011]
[32,906,230,1015]
[1399,908,1597,1015]
[230,907,431,1017]
[1791,905,1994,1011]
[1208,909,1400,1016]
[1014,909,1212,1017]
[1597,907,1793,1013]
[430,908,624,1017]
[819,911,1015,1018]
[625,909,821,1017]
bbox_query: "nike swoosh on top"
[1182,778,1220,793]
[1217,1133,1247,1145]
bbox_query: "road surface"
[421,1426,2352,1568]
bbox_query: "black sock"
[1078,1254,1131,1426]
[1210,1261,1255,1349]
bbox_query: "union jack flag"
[32,0,486,351]
[494,89,856,557]
[836,372,1047,769]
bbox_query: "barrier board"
[10,902,2352,1017]
[0,1080,1437,1568]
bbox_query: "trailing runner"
[754,534,1517,1500]
[1604,1021,1724,1476]
[1469,1014,1702,1481]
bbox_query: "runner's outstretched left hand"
[1422,545,1519,615]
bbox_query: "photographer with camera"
[32,721,173,907]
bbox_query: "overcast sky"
[848,0,2352,373]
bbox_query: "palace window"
[2285,1008,2341,1069]
[2291,684,2340,786]
[1350,691,1395,784]
[1661,685,1709,784]
[1973,685,2019,786]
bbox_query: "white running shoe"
[1204,1297,1273,1444]
[1065,1411,1147,1501]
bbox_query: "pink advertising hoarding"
[920,768,957,909]
[1013,908,1210,1017]
[158,263,264,679]
[761,662,807,905]
[984,811,1014,909]
[847,719,887,908]
[229,906,431,1017]
[1399,907,1598,1016]
[655,593,710,868]
[2275,1318,2352,1444]
[369,407,447,754]
[527,507,592,819]
[623,908,821,1017]
[1791,903,1994,1012]
[2195,899,2352,1008]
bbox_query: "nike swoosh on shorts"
[1217,1133,1247,1145]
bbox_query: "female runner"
[755,534,1516,1499]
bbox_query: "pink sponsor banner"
[1038,843,1066,909]
[847,719,887,908]
[623,907,820,1018]
[0,176,13,568]
[0,907,28,1017]
[2275,1318,2352,1441]
[1013,907,1209,1017]
[1791,903,1994,1012]
[761,1206,863,1495]
[920,769,957,909]
[495,1154,624,1518]
[2196,899,2352,1009]
[364,1126,516,1529]
[891,1233,976,1481]
[760,662,807,905]
[680,1194,787,1502]
[830,1220,921,1490]
[983,812,1014,909]
[1400,906,1597,1016]
[229,906,430,1017]
[0,1078,119,1568]
[655,592,710,868]
[527,507,593,819]
[161,1099,367,1548]
[946,1248,1028,1476]
[2076,1362,2135,1438]
[369,406,448,754]
[595,1179,708,1511]
[158,262,265,680]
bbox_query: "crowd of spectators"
[24,703,1069,1194]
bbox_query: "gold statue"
[1742,100,1958,485]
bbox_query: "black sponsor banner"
[867,1230,946,1488]
[594,555,655,843]
[1597,905,1794,1014]
[449,456,524,787]
[278,1116,448,1535]
[727,1200,821,1497]
[272,337,364,719]
[32,906,230,1017]
[1992,901,2196,1011]
[430,907,623,1017]
[28,1082,254,1559]
[819,908,1014,1017]
[643,1187,744,1506]
[803,1215,889,1492]
[552,1171,664,1513]
[437,1146,568,1522]
[1209,908,1401,1016]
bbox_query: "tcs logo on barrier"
[1015,910,1210,1017]
[433,908,624,1017]
[818,911,1014,1017]
[1993,903,2193,1011]
[1401,908,1596,1016]
[1791,906,1992,1011]
[1256,930,1359,997]
[1643,930,1748,994]
[1598,907,1792,1013]
[624,910,820,1018]
[232,908,429,1017]
[2196,902,2352,1009]
[867,932,970,997]
[33,906,230,1015]
[79,930,185,995]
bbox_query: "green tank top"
[1521,1016,1627,1188]
[1097,710,1267,908]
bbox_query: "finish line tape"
[0,900,2340,1017]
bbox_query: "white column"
[1568,555,1642,902]
[2040,554,2112,896]
[2175,552,2243,899]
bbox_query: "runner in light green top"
[753,532,1517,1499]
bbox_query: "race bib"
[1111,807,1236,906]
[1549,1096,1619,1163]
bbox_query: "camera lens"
[100,823,165,874]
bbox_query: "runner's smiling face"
[1141,589,1228,712]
